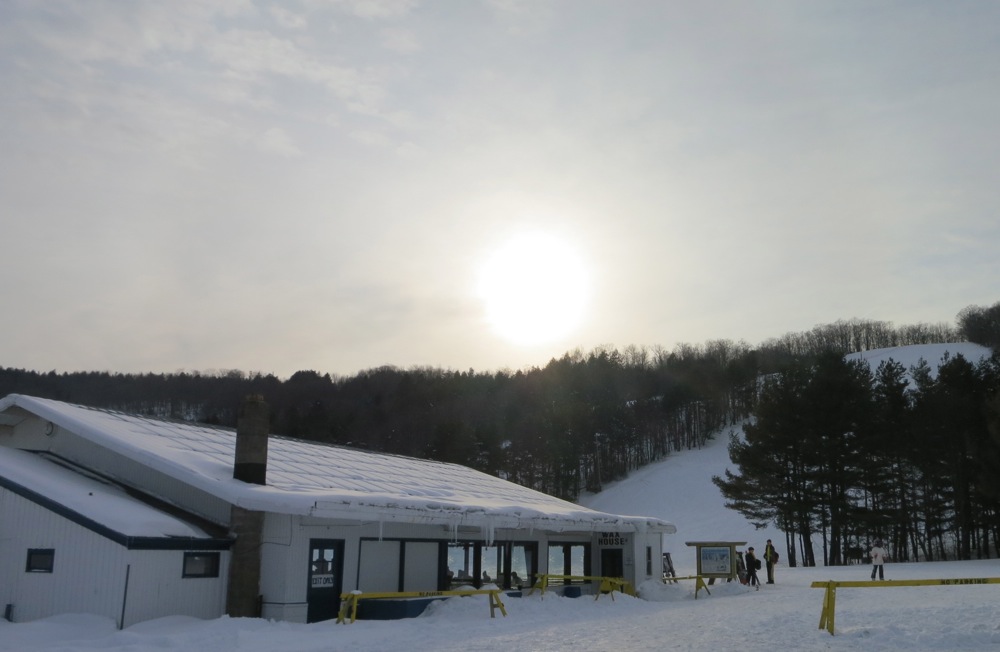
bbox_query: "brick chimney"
[234,393,269,485]
[227,394,269,618]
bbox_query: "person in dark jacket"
[745,547,760,590]
[763,539,778,584]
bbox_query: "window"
[182,552,220,578]
[446,542,477,587]
[26,549,54,573]
[479,545,500,584]
[646,546,653,576]
[510,543,537,588]
[445,541,538,589]
[547,543,590,583]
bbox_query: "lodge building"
[0,393,675,627]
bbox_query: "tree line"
[714,347,1000,567]
[4,312,985,507]
[1,345,746,500]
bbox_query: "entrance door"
[600,548,624,578]
[307,539,344,623]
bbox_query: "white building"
[0,393,675,626]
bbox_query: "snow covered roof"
[0,446,224,544]
[0,394,674,535]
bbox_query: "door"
[307,539,344,623]
[600,548,624,578]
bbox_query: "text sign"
[311,574,335,588]
[698,546,732,576]
[598,532,629,546]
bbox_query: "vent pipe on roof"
[234,394,269,485]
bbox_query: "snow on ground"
[845,342,991,386]
[2,343,997,651]
[4,560,1000,651]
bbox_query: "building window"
[646,546,653,576]
[182,552,220,578]
[26,549,54,573]
[446,542,478,587]
[444,541,538,590]
[547,543,590,583]
[509,543,537,588]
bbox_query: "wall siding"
[0,486,227,626]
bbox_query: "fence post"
[817,583,836,635]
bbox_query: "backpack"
[772,551,779,564]
[755,558,762,570]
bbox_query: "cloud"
[270,6,308,30]
[204,29,386,110]
[380,27,421,54]
[257,127,302,157]
[2,1,998,378]
[329,0,419,20]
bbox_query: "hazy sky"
[2,1,998,379]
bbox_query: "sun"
[477,232,589,346]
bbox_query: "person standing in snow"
[745,547,760,590]
[870,539,888,580]
[763,539,778,584]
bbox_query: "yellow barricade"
[811,577,1000,635]
[336,589,507,624]
[662,575,713,598]
[527,574,636,600]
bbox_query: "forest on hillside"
[715,348,1000,567]
[2,303,1000,560]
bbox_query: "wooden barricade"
[336,588,507,624]
[662,575,713,598]
[811,577,1000,635]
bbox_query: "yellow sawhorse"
[336,589,507,624]
[663,575,713,598]
[527,575,636,600]
[811,577,1000,635]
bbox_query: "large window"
[547,543,590,582]
[446,541,475,586]
[445,541,538,589]
[26,549,54,573]
[509,543,536,588]
[182,552,220,578]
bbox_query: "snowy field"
[2,343,995,651]
[3,559,999,651]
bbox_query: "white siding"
[259,513,302,621]
[121,549,228,627]
[403,542,438,591]
[358,540,400,592]
[0,486,227,626]
[1,485,129,624]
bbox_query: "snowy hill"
[579,422,777,573]
[845,341,991,384]
[578,342,993,573]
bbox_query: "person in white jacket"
[870,540,888,580]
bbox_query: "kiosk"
[685,541,747,588]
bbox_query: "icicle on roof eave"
[304,497,676,534]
